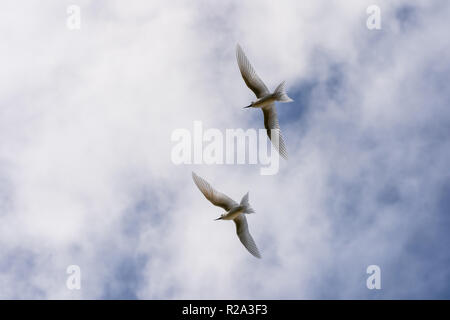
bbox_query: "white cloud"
[0,0,449,299]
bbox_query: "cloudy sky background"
[1,0,449,299]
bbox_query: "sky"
[0,0,449,299]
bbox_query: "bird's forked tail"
[240,192,255,214]
[274,81,293,102]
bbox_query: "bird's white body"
[251,94,277,109]
[220,205,246,220]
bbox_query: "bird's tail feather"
[274,81,293,102]
[240,192,255,214]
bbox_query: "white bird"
[236,44,293,160]
[192,172,261,259]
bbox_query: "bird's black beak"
[243,104,252,109]
[214,217,222,221]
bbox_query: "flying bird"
[192,172,261,259]
[236,44,293,160]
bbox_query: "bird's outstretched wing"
[233,214,261,258]
[236,44,270,98]
[262,104,288,160]
[192,172,237,211]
